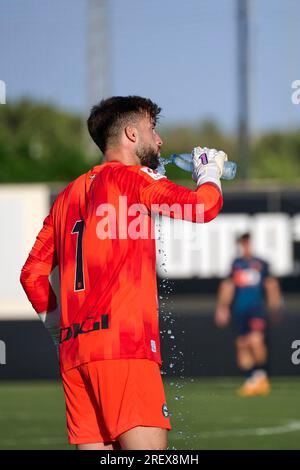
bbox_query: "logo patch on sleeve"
[151,340,157,352]
[140,167,166,180]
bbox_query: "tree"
[0,99,95,182]
[1,99,300,183]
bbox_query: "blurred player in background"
[215,233,282,396]
[20,96,228,450]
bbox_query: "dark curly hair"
[87,95,161,153]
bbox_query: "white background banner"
[0,185,50,319]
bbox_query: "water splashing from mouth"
[156,214,191,449]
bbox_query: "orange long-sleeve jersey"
[20,162,222,371]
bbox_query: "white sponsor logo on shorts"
[162,404,169,418]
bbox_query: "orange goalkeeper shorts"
[61,358,171,445]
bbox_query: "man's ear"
[124,125,137,143]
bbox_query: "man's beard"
[136,143,160,170]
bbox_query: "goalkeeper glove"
[38,306,60,357]
[192,146,228,191]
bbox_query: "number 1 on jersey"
[72,220,85,291]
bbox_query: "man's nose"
[157,133,163,146]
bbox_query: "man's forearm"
[20,270,57,313]
[217,279,235,307]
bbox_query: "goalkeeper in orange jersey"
[20,96,227,450]
[215,233,282,397]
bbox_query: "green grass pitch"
[0,378,299,450]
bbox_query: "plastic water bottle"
[157,153,237,180]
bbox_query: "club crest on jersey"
[140,167,166,180]
[162,404,169,418]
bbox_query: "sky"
[0,0,300,133]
